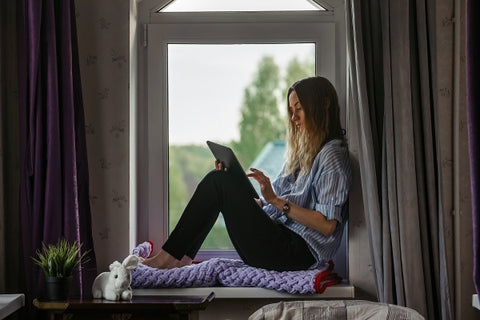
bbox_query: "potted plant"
[32,238,90,300]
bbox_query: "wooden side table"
[33,292,214,320]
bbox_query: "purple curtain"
[17,0,97,302]
[467,0,480,298]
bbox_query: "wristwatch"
[282,200,290,214]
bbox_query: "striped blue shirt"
[262,139,352,269]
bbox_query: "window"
[137,0,346,261]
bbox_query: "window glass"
[168,43,315,250]
[161,0,324,12]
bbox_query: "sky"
[168,43,314,145]
[163,0,322,12]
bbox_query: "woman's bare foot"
[141,250,178,269]
[140,250,193,269]
[175,255,193,268]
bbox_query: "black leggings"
[162,170,315,271]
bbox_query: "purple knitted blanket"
[131,242,341,294]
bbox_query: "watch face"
[282,203,290,213]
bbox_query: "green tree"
[234,56,285,166]
[282,55,315,97]
[168,147,189,232]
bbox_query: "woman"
[142,76,352,271]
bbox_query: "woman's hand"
[248,168,337,237]
[247,168,276,203]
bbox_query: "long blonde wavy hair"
[284,76,346,178]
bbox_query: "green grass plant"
[32,238,90,277]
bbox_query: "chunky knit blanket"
[131,242,341,294]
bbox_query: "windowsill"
[133,283,354,299]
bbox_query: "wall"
[76,0,131,273]
[74,0,477,318]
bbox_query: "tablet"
[206,140,260,199]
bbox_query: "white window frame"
[136,0,346,262]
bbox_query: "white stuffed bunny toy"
[92,254,139,301]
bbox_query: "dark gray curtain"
[466,0,480,298]
[346,0,452,319]
[17,0,97,306]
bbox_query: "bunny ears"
[110,254,139,270]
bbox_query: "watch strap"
[282,200,290,214]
